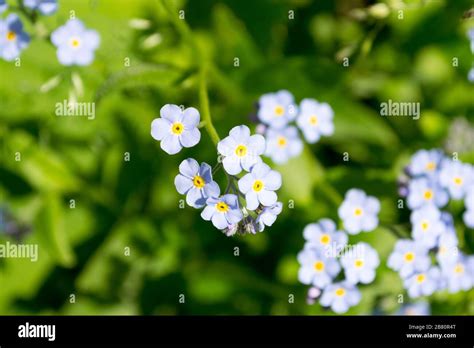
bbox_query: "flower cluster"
[298,189,381,313]
[0,1,99,65]
[389,149,474,298]
[151,104,283,236]
[255,90,335,164]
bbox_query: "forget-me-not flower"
[441,257,473,293]
[341,242,380,285]
[463,186,474,228]
[0,14,30,61]
[403,266,442,298]
[406,149,443,178]
[201,194,243,230]
[151,104,201,155]
[388,239,431,278]
[406,177,448,210]
[23,0,57,15]
[0,0,7,13]
[255,202,282,232]
[319,281,361,314]
[217,125,265,175]
[397,301,430,315]
[174,158,220,208]
[264,126,303,164]
[302,218,348,256]
[338,189,380,234]
[410,205,445,249]
[438,159,473,200]
[257,90,297,129]
[296,98,334,144]
[238,162,281,210]
[436,231,459,267]
[51,19,100,66]
[297,247,341,289]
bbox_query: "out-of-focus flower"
[410,205,445,249]
[257,90,297,129]
[23,0,57,15]
[319,282,361,314]
[403,266,442,298]
[340,242,380,284]
[338,189,380,234]
[302,218,347,256]
[387,240,431,278]
[264,126,303,164]
[296,98,334,144]
[406,177,448,210]
[438,159,473,200]
[0,14,30,61]
[297,247,341,289]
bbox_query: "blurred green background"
[1,0,474,315]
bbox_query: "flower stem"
[199,67,220,145]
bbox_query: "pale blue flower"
[410,205,445,249]
[406,149,443,178]
[217,125,265,175]
[296,98,334,144]
[0,14,30,61]
[397,301,430,315]
[319,281,361,314]
[201,194,243,230]
[257,90,297,129]
[23,0,57,15]
[441,257,473,293]
[468,28,474,53]
[436,231,459,267]
[469,68,474,83]
[338,189,380,234]
[297,247,341,289]
[388,240,431,278]
[264,126,303,164]
[151,104,201,155]
[463,186,474,228]
[302,218,348,256]
[238,162,281,210]
[403,266,441,298]
[0,0,7,13]
[174,159,220,208]
[406,177,448,210]
[255,202,282,232]
[51,19,100,66]
[341,242,380,285]
[438,159,474,200]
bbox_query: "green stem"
[199,67,220,145]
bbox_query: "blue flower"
[297,247,340,288]
[264,126,303,164]
[302,218,348,256]
[0,0,7,13]
[151,104,201,155]
[319,282,361,314]
[51,19,100,66]
[397,301,430,315]
[469,68,474,83]
[255,202,282,232]
[436,231,459,267]
[438,159,474,200]
[238,162,281,210]
[23,0,57,15]
[341,242,380,285]
[406,149,443,178]
[440,257,473,293]
[403,266,441,298]
[410,205,445,249]
[387,239,431,278]
[468,28,474,53]
[174,159,220,208]
[0,14,30,61]
[338,189,380,234]
[463,186,474,228]
[217,125,265,175]
[406,177,448,210]
[296,98,334,144]
[257,90,297,129]
[201,194,243,230]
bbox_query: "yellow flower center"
[253,180,264,192]
[454,177,463,186]
[215,201,229,213]
[423,190,433,200]
[171,122,184,135]
[193,175,205,189]
[274,105,284,116]
[277,136,287,148]
[313,261,325,272]
[426,162,436,171]
[6,31,16,41]
[404,252,415,262]
[416,274,426,283]
[309,115,318,126]
[354,259,364,268]
[354,208,363,217]
[235,144,247,157]
[320,234,330,245]
[439,246,446,255]
[454,264,464,274]
[421,221,429,231]
[70,37,81,47]
[335,288,346,297]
